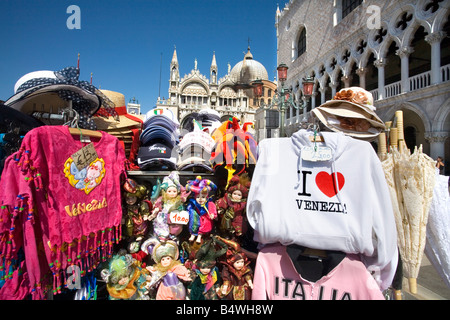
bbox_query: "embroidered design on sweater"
[63,157,106,194]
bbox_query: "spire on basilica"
[210,51,218,85]
[170,46,179,84]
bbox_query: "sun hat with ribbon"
[5,67,118,130]
[93,90,143,164]
[311,87,385,141]
[94,90,142,131]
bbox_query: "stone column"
[356,67,367,89]
[374,59,387,100]
[425,31,446,85]
[331,82,338,98]
[320,87,326,104]
[396,46,414,93]
[311,91,317,109]
[341,75,351,88]
[425,131,449,160]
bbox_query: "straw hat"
[93,90,142,131]
[91,90,143,164]
[311,87,385,141]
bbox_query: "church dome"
[230,47,269,85]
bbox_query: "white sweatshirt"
[246,130,398,291]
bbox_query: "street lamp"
[252,63,315,137]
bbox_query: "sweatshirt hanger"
[308,121,324,142]
[68,127,102,138]
[65,107,103,139]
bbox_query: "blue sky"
[0,0,284,114]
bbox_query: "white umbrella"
[382,146,436,294]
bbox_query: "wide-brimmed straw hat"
[94,90,143,131]
[311,87,385,141]
[92,90,143,164]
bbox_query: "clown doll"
[217,236,253,300]
[216,173,251,239]
[150,171,189,242]
[185,176,218,243]
[189,236,228,300]
[145,240,191,300]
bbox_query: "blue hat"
[136,142,177,170]
[139,125,179,148]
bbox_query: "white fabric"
[425,173,450,289]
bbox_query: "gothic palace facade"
[276,0,450,174]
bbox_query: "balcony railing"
[285,64,450,126]
[368,64,450,101]
[385,81,402,98]
[409,71,431,91]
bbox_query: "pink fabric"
[0,126,126,299]
[252,243,385,300]
[199,202,217,235]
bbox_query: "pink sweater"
[0,126,126,299]
[252,243,385,300]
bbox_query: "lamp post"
[252,63,314,137]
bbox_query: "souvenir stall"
[1,67,408,301]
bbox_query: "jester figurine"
[150,171,189,242]
[189,236,228,300]
[145,240,192,300]
[215,173,251,239]
[217,236,253,300]
[185,176,218,243]
[100,250,151,300]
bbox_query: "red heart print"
[315,171,345,198]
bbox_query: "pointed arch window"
[342,0,362,19]
[297,28,307,58]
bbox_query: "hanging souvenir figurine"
[216,173,251,239]
[100,250,151,300]
[145,240,192,300]
[185,176,218,243]
[189,236,228,300]
[123,178,151,241]
[150,171,189,242]
[217,236,253,300]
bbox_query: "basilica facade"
[155,47,277,131]
[276,0,450,174]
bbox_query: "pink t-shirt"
[252,243,385,300]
